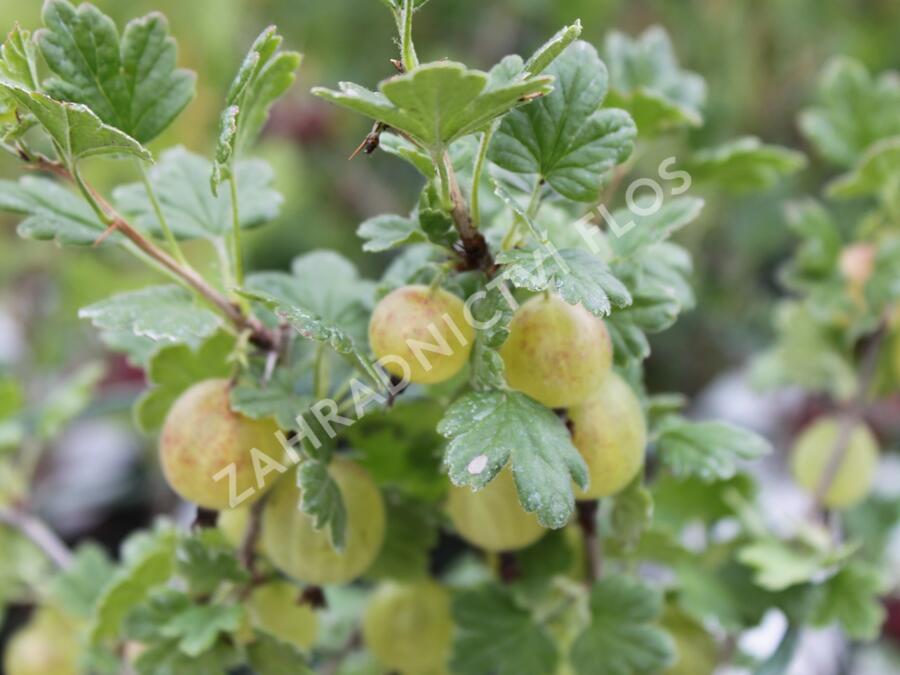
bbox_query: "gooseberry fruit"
[661,608,718,675]
[839,243,876,287]
[446,468,545,552]
[569,372,646,499]
[500,294,612,408]
[247,581,318,650]
[3,609,79,675]
[159,379,285,510]
[369,285,474,385]
[790,416,879,509]
[263,457,386,585]
[363,581,453,674]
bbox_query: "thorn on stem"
[349,122,388,160]
[92,221,121,247]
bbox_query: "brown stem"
[498,551,522,583]
[239,496,268,571]
[0,506,73,570]
[442,151,494,274]
[24,157,276,350]
[811,327,886,513]
[576,500,602,582]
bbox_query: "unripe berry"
[791,416,879,509]
[569,372,646,499]
[839,243,876,287]
[159,379,285,510]
[369,285,474,385]
[247,581,318,650]
[500,295,612,408]
[662,608,717,675]
[446,468,545,552]
[3,609,79,675]
[363,581,452,674]
[263,458,385,585]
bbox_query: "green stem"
[214,238,236,294]
[501,178,545,250]
[436,152,453,210]
[471,123,497,228]
[499,219,521,251]
[228,174,245,287]
[313,343,330,400]
[72,165,111,226]
[135,158,189,267]
[526,179,543,219]
[400,0,419,71]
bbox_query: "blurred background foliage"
[2,0,900,391]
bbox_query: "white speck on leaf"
[467,454,488,475]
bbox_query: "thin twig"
[23,157,276,350]
[0,506,73,570]
[239,496,268,571]
[811,327,886,513]
[135,158,189,267]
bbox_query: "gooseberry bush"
[0,1,895,674]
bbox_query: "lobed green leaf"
[569,575,674,675]
[0,82,151,164]
[313,61,552,152]
[799,56,900,167]
[37,0,196,143]
[656,416,771,481]
[451,585,558,675]
[490,41,636,202]
[604,26,706,135]
[297,460,348,551]
[438,390,587,529]
[79,285,222,349]
[1,175,105,246]
[685,136,806,193]
[212,26,301,190]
